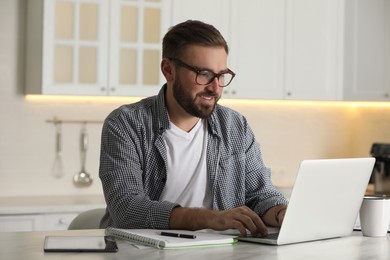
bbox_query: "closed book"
[105,227,236,249]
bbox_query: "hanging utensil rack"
[46,117,103,125]
[47,117,103,184]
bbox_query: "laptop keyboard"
[261,233,279,240]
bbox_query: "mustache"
[197,91,219,98]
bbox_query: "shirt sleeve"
[244,125,289,216]
[99,115,179,229]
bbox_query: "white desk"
[1,229,389,260]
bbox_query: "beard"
[172,78,220,119]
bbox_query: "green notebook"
[105,227,237,249]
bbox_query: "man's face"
[171,46,228,119]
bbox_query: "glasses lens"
[195,71,213,85]
[219,73,233,87]
[196,71,234,87]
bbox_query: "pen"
[160,231,196,239]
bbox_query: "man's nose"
[205,76,220,91]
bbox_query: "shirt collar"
[154,84,171,135]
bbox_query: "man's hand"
[275,207,287,225]
[262,205,287,227]
[169,206,268,236]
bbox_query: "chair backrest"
[68,208,106,230]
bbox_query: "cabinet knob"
[58,218,66,225]
[286,92,292,96]
[100,87,106,92]
[110,87,116,92]
[231,90,236,95]
[384,93,389,98]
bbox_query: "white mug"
[359,196,390,237]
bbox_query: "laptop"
[238,157,375,245]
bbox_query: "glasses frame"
[169,58,236,87]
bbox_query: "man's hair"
[162,20,229,59]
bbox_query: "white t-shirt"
[159,119,212,209]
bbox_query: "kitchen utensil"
[73,124,93,187]
[52,122,64,178]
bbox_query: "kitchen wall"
[1,0,390,197]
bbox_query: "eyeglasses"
[169,58,235,87]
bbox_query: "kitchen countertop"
[0,194,106,215]
[0,184,374,215]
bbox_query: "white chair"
[68,208,106,230]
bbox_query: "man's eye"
[198,70,213,78]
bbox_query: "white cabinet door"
[0,212,78,232]
[170,0,230,43]
[228,0,285,99]
[26,0,109,96]
[0,215,36,232]
[108,0,171,97]
[284,0,344,100]
[35,213,79,231]
[344,0,390,101]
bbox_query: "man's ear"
[161,58,175,82]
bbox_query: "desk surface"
[1,229,389,260]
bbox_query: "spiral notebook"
[105,227,236,249]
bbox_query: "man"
[99,20,288,236]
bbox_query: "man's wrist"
[275,206,287,224]
[170,207,212,230]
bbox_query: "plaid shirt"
[99,85,288,229]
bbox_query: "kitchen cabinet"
[26,0,170,96]
[26,0,389,101]
[284,0,344,100]
[170,0,230,41]
[171,0,343,100]
[227,0,285,99]
[171,0,286,99]
[343,0,390,101]
[170,0,235,96]
[0,213,78,232]
[0,215,35,232]
[0,195,105,232]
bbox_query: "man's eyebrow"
[197,66,229,74]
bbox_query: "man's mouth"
[198,92,218,101]
[200,95,213,100]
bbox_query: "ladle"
[73,123,93,187]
